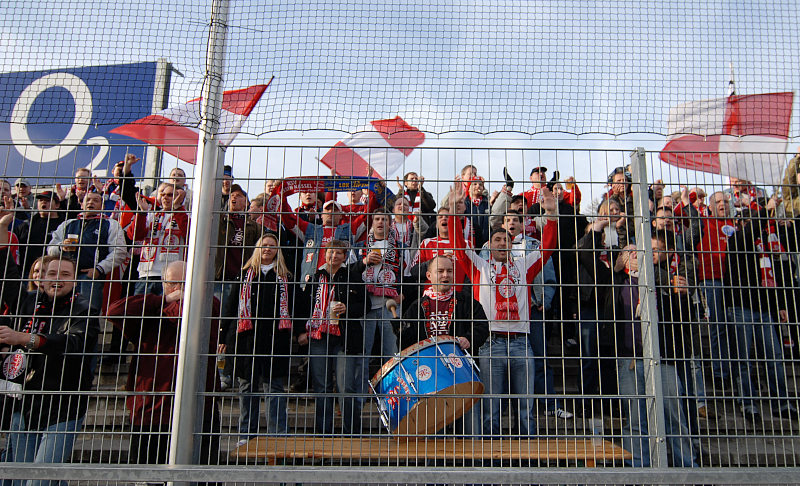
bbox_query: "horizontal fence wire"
[0,143,798,485]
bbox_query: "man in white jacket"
[47,191,129,311]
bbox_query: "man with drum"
[445,183,559,437]
[399,255,488,351]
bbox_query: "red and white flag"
[659,92,793,185]
[110,82,271,164]
[320,116,425,179]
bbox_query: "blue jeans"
[3,413,85,486]
[308,336,361,435]
[700,279,730,380]
[727,307,795,413]
[530,308,561,411]
[578,307,600,395]
[237,374,288,439]
[478,333,537,437]
[355,306,398,406]
[134,278,163,296]
[76,274,104,311]
[617,358,696,467]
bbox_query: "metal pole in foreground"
[169,0,229,475]
[630,148,668,468]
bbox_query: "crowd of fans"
[2,152,800,478]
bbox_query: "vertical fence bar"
[168,0,229,474]
[630,148,668,468]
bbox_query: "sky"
[1,0,798,209]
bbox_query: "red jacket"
[107,294,219,426]
[696,217,734,282]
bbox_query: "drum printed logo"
[416,365,432,381]
[386,386,401,410]
[447,353,463,368]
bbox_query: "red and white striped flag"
[320,116,425,179]
[110,82,271,164]
[659,92,793,184]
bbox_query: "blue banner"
[0,62,158,184]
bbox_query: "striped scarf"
[306,274,340,339]
[237,266,292,333]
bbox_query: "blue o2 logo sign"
[0,62,158,183]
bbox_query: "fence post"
[168,0,229,477]
[630,148,668,468]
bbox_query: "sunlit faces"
[436,210,449,238]
[393,197,410,218]
[653,207,675,232]
[299,192,317,206]
[259,235,279,265]
[162,261,187,296]
[426,256,454,292]
[552,183,564,201]
[0,181,11,198]
[74,168,92,192]
[37,198,58,216]
[321,206,342,227]
[81,192,104,214]
[403,172,420,191]
[325,247,347,269]
[468,180,485,200]
[42,259,77,299]
[651,237,670,265]
[611,172,629,197]
[502,214,523,237]
[371,213,389,238]
[709,192,730,218]
[489,231,511,262]
[228,190,247,212]
[169,168,186,188]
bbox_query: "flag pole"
[168,0,228,478]
[728,62,736,97]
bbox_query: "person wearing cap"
[278,194,376,289]
[13,191,66,278]
[220,165,234,211]
[521,166,548,209]
[13,178,34,218]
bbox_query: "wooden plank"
[231,436,631,466]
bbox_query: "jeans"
[530,308,561,411]
[478,333,537,437]
[578,307,600,395]
[700,279,730,380]
[308,336,361,435]
[355,306,398,407]
[238,374,289,439]
[727,307,795,413]
[3,413,85,486]
[76,273,104,311]
[134,278,163,296]
[617,358,696,467]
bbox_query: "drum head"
[370,335,460,388]
[392,380,484,436]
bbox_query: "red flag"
[659,92,793,184]
[110,82,271,164]
[320,116,425,179]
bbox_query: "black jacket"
[224,268,304,380]
[13,212,66,276]
[301,265,367,354]
[399,291,489,351]
[0,249,100,430]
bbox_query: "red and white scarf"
[306,274,340,339]
[391,219,414,247]
[362,232,400,298]
[237,266,292,333]
[755,228,785,288]
[491,262,521,321]
[421,288,456,337]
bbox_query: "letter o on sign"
[10,73,93,163]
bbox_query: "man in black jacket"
[13,191,65,277]
[399,255,488,350]
[0,216,99,476]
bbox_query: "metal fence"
[1,141,799,485]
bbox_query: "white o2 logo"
[10,73,108,173]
